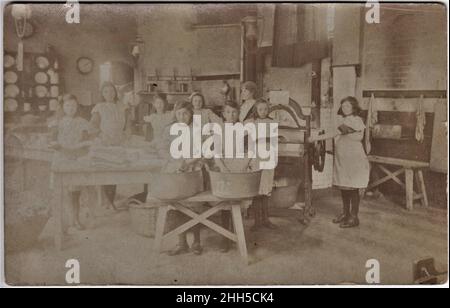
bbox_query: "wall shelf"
[138,91,191,96]
[363,90,447,99]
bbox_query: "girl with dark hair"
[159,101,205,256]
[144,92,175,146]
[239,81,258,122]
[309,96,369,228]
[190,91,222,127]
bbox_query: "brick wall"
[362,4,447,90]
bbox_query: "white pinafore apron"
[333,115,370,189]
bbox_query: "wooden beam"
[368,155,430,169]
[362,90,447,99]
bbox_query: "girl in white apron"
[159,101,205,256]
[211,100,253,252]
[309,96,369,228]
[245,98,278,231]
[90,82,131,209]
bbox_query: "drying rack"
[363,89,447,210]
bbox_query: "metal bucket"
[150,169,204,200]
[208,170,262,199]
[270,182,301,208]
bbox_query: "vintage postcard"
[1,1,448,289]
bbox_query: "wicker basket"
[129,203,158,237]
[208,169,262,199]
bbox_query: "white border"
[0,0,448,289]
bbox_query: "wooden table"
[51,160,163,250]
[367,155,429,210]
[147,191,251,265]
[5,143,53,190]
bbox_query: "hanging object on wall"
[35,56,50,69]
[415,94,426,143]
[11,4,32,72]
[4,71,18,84]
[5,84,20,98]
[4,54,16,68]
[129,35,145,66]
[35,85,48,98]
[364,93,378,153]
[34,72,49,84]
[77,56,94,75]
[5,98,19,112]
[242,16,258,55]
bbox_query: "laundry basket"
[150,169,204,200]
[208,170,262,199]
[129,202,158,237]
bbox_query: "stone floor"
[4,187,448,286]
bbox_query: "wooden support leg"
[22,159,27,191]
[231,204,248,265]
[417,170,429,208]
[52,173,64,250]
[85,186,97,228]
[304,149,312,210]
[153,204,169,255]
[304,115,312,211]
[96,186,103,215]
[405,168,414,210]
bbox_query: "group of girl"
[50,78,369,253]
[49,81,132,231]
[144,81,278,256]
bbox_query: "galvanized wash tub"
[208,169,262,199]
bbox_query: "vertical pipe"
[311,60,322,128]
[240,23,245,84]
[245,40,257,82]
[304,115,312,210]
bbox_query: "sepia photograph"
[1,1,448,289]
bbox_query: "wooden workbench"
[50,159,163,250]
[367,155,429,210]
[147,191,251,264]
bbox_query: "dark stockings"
[340,189,359,218]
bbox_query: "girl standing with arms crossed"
[309,96,369,228]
